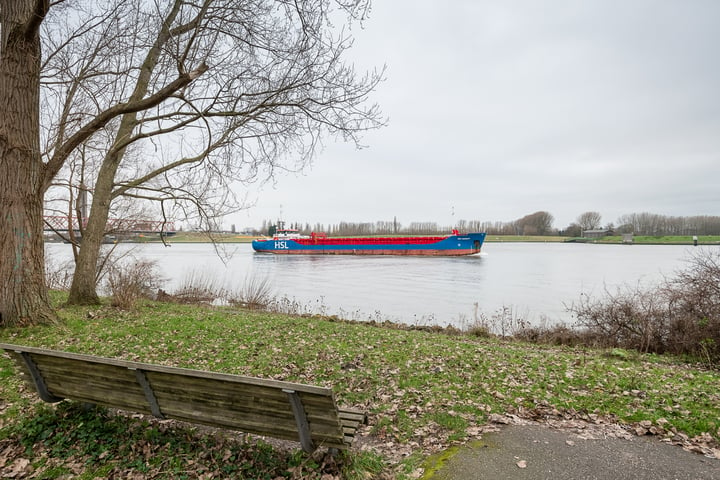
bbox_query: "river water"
[45,242,704,328]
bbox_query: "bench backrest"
[0,343,361,452]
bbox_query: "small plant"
[226,274,275,309]
[480,305,530,337]
[169,269,224,303]
[45,257,74,291]
[466,322,492,338]
[698,338,717,368]
[105,259,162,309]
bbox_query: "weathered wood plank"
[42,378,150,411]
[145,399,348,447]
[0,344,331,395]
[145,372,336,409]
[339,409,367,423]
[155,394,344,431]
[153,391,340,423]
[151,394,341,427]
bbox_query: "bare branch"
[43,62,209,187]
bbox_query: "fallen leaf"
[488,413,510,424]
[4,458,31,478]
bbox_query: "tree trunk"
[66,158,118,305]
[0,0,57,326]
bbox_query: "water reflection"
[46,242,694,328]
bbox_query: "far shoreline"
[44,231,720,245]
[133,232,720,245]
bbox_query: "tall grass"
[225,274,275,309]
[105,259,163,309]
[166,269,224,303]
[45,257,74,291]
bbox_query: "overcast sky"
[228,0,720,232]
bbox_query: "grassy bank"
[149,232,257,243]
[593,235,720,245]
[486,235,720,244]
[1,297,718,478]
[484,235,566,242]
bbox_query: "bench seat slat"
[1,344,331,394]
[339,409,367,422]
[154,403,348,447]
[155,396,344,431]
[145,373,338,409]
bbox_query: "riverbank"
[144,232,720,245]
[567,235,720,245]
[1,296,717,478]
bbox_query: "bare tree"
[0,0,384,324]
[617,212,720,236]
[52,0,383,305]
[576,211,602,232]
[516,211,555,235]
[562,222,582,237]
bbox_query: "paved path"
[429,424,719,480]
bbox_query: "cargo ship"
[252,229,486,256]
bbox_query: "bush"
[45,257,74,291]
[168,269,224,303]
[663,249,720,364]
[106,259,162,309]
[569,285,669,353]
[226,274,275,310]
[568,248,720,366]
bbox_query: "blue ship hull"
[252,232,486,256]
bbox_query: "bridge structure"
[44,216,176,234]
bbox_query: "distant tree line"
[256,211,720,237]
[614,213,720,236]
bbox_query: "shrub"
[168,269,224,303]
[226,274,275,310]
[568,248,720,366]
[106,259,162,309]
[663,249,720,364]
[569,285,670,353]
[45,257,74,291]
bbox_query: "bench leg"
[132,368,165,419]
[18,352,63,403]
[283,389,315,453]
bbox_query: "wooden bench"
[0,343,365,453]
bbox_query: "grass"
[485,235,566,242]
[1,295,718,478]
[143,232,257,243]
[594,235,720,245]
